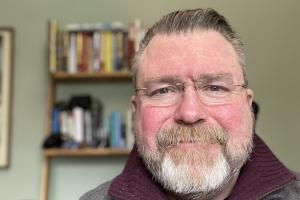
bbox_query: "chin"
[158,147,231,194]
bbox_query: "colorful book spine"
[48,19,58,72]
[51,106,60,135]
[68,33,77,73]
[92,31,101,72]
[73,106,84,143]
[49,20,144,73]
[110,111,122,148]
[126,109,134,149]
[76,33,83,71]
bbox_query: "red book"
[80,32,90,72]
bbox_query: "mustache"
[156,125,228,152]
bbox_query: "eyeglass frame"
[135,81,248,107]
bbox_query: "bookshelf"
[39,19,142,200]
[51,71,132,82]
[40,72,133,200]
[43,147,130,157]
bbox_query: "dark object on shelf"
[69,95,92,110]
[43,134,64,148]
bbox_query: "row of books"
[48,19,145,74]
[49,95,134,149]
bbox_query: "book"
[62,32,69,71]
[60,110,69,136]
[84,110,93,145]
[48,19,58,72]
[92,31,101,72]
[109,111,122,148]
[91,99,103,146]
[81,32,90,72]
[88,33,94,72]
[73,106,84,143]
[100,117,109,147]
[56,31,64,71]
[68,33,77,73]
[103,31,113,72]
[126,109,134,149]
[114,31,124,71]
[50,20,145,73]
[76,32,83,71]
[51,106,60,135]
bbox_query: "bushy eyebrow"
[143,76,182,87]
[196,73,234,84]
[140,73,235,87]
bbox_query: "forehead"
[137,30,244,84]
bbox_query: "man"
[80,8,300,200]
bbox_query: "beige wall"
[0,0,299,199]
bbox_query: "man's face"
[131,30,254,194]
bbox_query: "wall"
[0,0,299,199]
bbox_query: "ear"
[131,95,137,114]
[246,89,254,107]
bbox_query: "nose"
[174,85,208,125]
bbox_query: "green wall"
[0,0,299,199]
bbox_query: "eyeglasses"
[136,81,248,107]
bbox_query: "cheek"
[211,103,253,141]
[136,105,173,150]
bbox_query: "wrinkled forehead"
[136,30,244,85]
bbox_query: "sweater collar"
[108,134,295,200]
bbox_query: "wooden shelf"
[43,148,131,157]
[51,71,132,82]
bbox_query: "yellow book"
[104,31,113,72]
[76,32,83,71]
[48,19,58,72]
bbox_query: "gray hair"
[132,8,247,88]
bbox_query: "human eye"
[201,84,231,97]
[148,85,177,97]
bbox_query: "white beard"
[136,124,253,198]
[156,148,230,194]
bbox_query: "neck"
[167,172,239,200]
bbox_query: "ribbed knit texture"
[108,134,295,200]
[108,146,168,200]
[228,134,295,199]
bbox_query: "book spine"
[56,31,64,71]
[84,110,93,145]
[51,106,60,135]
[52,20,145,73]
[116,31,124,71]
[60,110,69,136]
[126,109,134,149]
[81,32,89,72]
[48,19,58,72]
[110,111,122,148]
[73,106,84,143]
[107,31,113,72]
[103,31,113,72]
[115,111,121,147]
[62,32,69,71]
[68,33,77,73]
[76,33,83,72]
[92,31,101,72]
[100,31,105,72]
[100,117,109,147]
